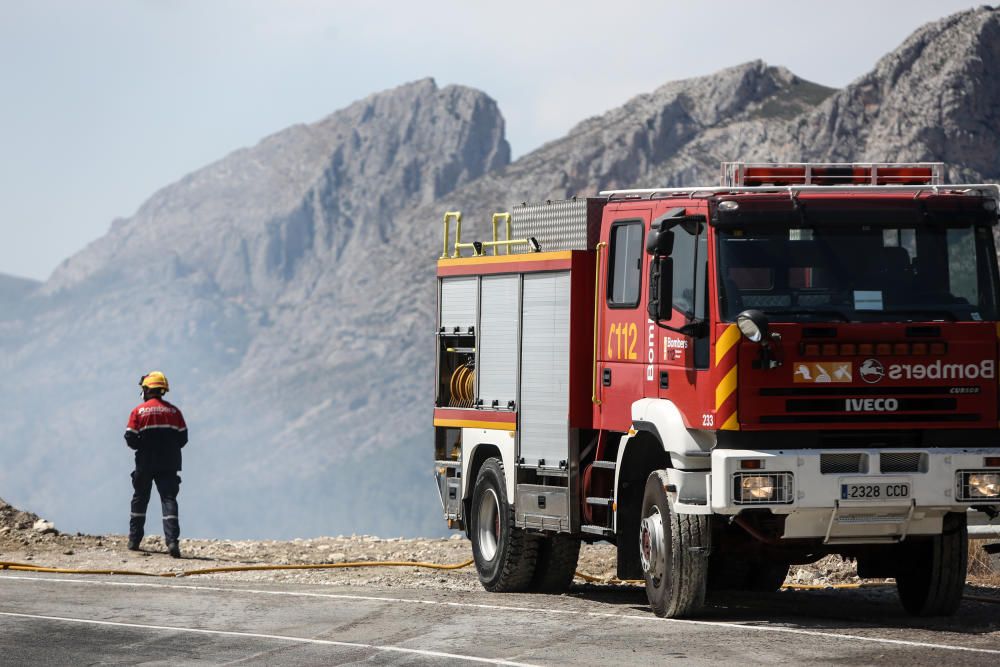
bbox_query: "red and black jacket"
[124,398,188,473]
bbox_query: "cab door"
[654,208,713,429]
[596,209,652,432]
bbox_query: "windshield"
[717,223,1000,322]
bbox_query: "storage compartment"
[437,334,476,408]
[519,272,571,468]
[516,483,570,532]
[439,276,478,333]
[478,274,519,410]
[435,460,463,520]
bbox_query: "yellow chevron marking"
[715,324,741,367]
[720,412,740,430]
[715,366,738,411]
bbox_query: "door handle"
[602,368,612,386]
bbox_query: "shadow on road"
[562,582,1000,635]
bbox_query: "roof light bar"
[721,162,943,187]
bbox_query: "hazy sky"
[0,0,982,281]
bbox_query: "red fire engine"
[433,162,1000,617]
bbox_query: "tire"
[469,458,539,592]
[746,561,789,592]
[531,534,581,593]
[639,470,710,617]
[895,512,968,616]
[707,553,750,591]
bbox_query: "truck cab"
[434,163,1000,617]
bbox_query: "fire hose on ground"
[1,558,998,604]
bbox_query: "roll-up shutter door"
[478,275,519,409]
[519,272,570,467]
[440,276,478,331]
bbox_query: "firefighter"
[124,371,188,558]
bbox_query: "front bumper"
[709,447,1000,543]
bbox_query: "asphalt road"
[1,572,999,665]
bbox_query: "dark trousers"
[130,470,180,544]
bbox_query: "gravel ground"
[2,497,997,592]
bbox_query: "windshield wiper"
[879,308,958,322]
[763,308,852,322]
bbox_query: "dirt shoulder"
[1,498,997,592]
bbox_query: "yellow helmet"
[140,371,169,392]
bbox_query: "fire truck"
[433,162,1000,617]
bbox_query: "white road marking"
[0,610,539,667]
[2,573,999,656]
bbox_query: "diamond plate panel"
[511,198,604,253]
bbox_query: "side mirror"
[647,256,673,321]
[646,227,675,256]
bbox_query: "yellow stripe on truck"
[433,418,517,432]
[715,366,738,411]
[720,413,740,431]
[715,324,740,367]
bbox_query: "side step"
[582,461,617,538]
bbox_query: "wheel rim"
[477,488,501,561]
[639,507,666,585]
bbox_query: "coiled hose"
[449,363,475,408]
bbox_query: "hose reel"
[449,363,476,408]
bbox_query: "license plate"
[840,481,910,501]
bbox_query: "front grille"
[785,398,956,412]
[880,452,925,473]
[820,430,922,449]
[732,472,794,505]
[760,386,978,396]
[821,453,868,474]
[760,413,979,424]
[837,511,910,524]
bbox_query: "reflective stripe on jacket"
[125,398,188,472]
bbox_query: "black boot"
[167,541,181,559]
[127,538,141,551]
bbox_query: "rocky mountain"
[641,6,1000,185]
[0,272,39,299]
[1,7,998,540]
[0,79,510,538]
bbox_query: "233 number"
[607,322,638,360]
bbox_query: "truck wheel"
[470,457,539,592]
[531,534,581,593]
[746,561,789,592]
[895,512,968,616]
[707,553,749,591]
[708,556,787,592]
[639,470,710,617]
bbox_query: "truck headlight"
[967,472,1000,498]
[958,471,1000,501]
[742,476,774,500]
[733,472,793,504]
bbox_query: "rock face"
[1,8,999,540]
[0,79,511,539]
[643,7,1000,185]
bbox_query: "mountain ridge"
[2,7,998,539]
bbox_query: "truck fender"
[612,398,716,531]
[628,397,715,470]
[461,428,517,503]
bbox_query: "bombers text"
[886,359,995,381]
